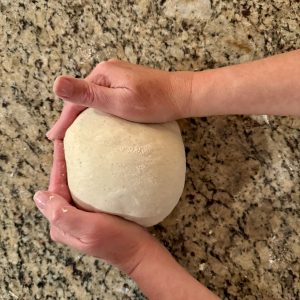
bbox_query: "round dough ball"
[64,108,186,226]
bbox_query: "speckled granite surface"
[1,0,300,299]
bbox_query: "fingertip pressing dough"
[64,108,186,226]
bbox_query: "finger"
[33,191,157,274]
[48,140,71,202]
[46,102,85,140]
[33,191,133,242]
[33,191,89,249]
[84,60,121,84]
[53,75,119,112]
[49,225,85,250]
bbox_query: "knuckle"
[96,58,119,71]
[107,58,119,63]
[77,241,92,253]
[51,208,63,227]
[92,73,110,87]
[83,83,96,106]
[74,236,97,254]
[96,61,110,71]
[50,227,59,242]
[122,74,138,89]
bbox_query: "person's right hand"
[47,59,193,140]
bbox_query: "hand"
[34,64,218,300]
[47,59,193,140]
[33,140,219,299]
[34,143,219,299]
[34,140,154,274]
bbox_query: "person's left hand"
[46,59,194,140]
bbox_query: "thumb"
[33,191,153,271]
[33,191,133,238]
[53,75,115,110]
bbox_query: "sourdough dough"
[64,108,186,226]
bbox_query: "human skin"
[34,49,300,299]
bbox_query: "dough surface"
[64,108,186,226]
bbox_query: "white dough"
[64,108,186,226]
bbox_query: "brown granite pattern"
[0,0,300,299]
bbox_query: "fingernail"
[46,129,52,137]
[57,78,73,98]
[33,191,49,210]
[46,130,52,139]
[46,129,55,140]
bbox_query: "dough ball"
[64,108,186,226]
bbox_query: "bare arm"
[129,238,220,300]
[189,49,300,117]
[47,50,300,140]
[42,51,299,299]
[34,141,220,300]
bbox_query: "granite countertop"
[1,0,300,299]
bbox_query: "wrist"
[126,234,220,300]
[169,71,195,119]
[189,66,239,117]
